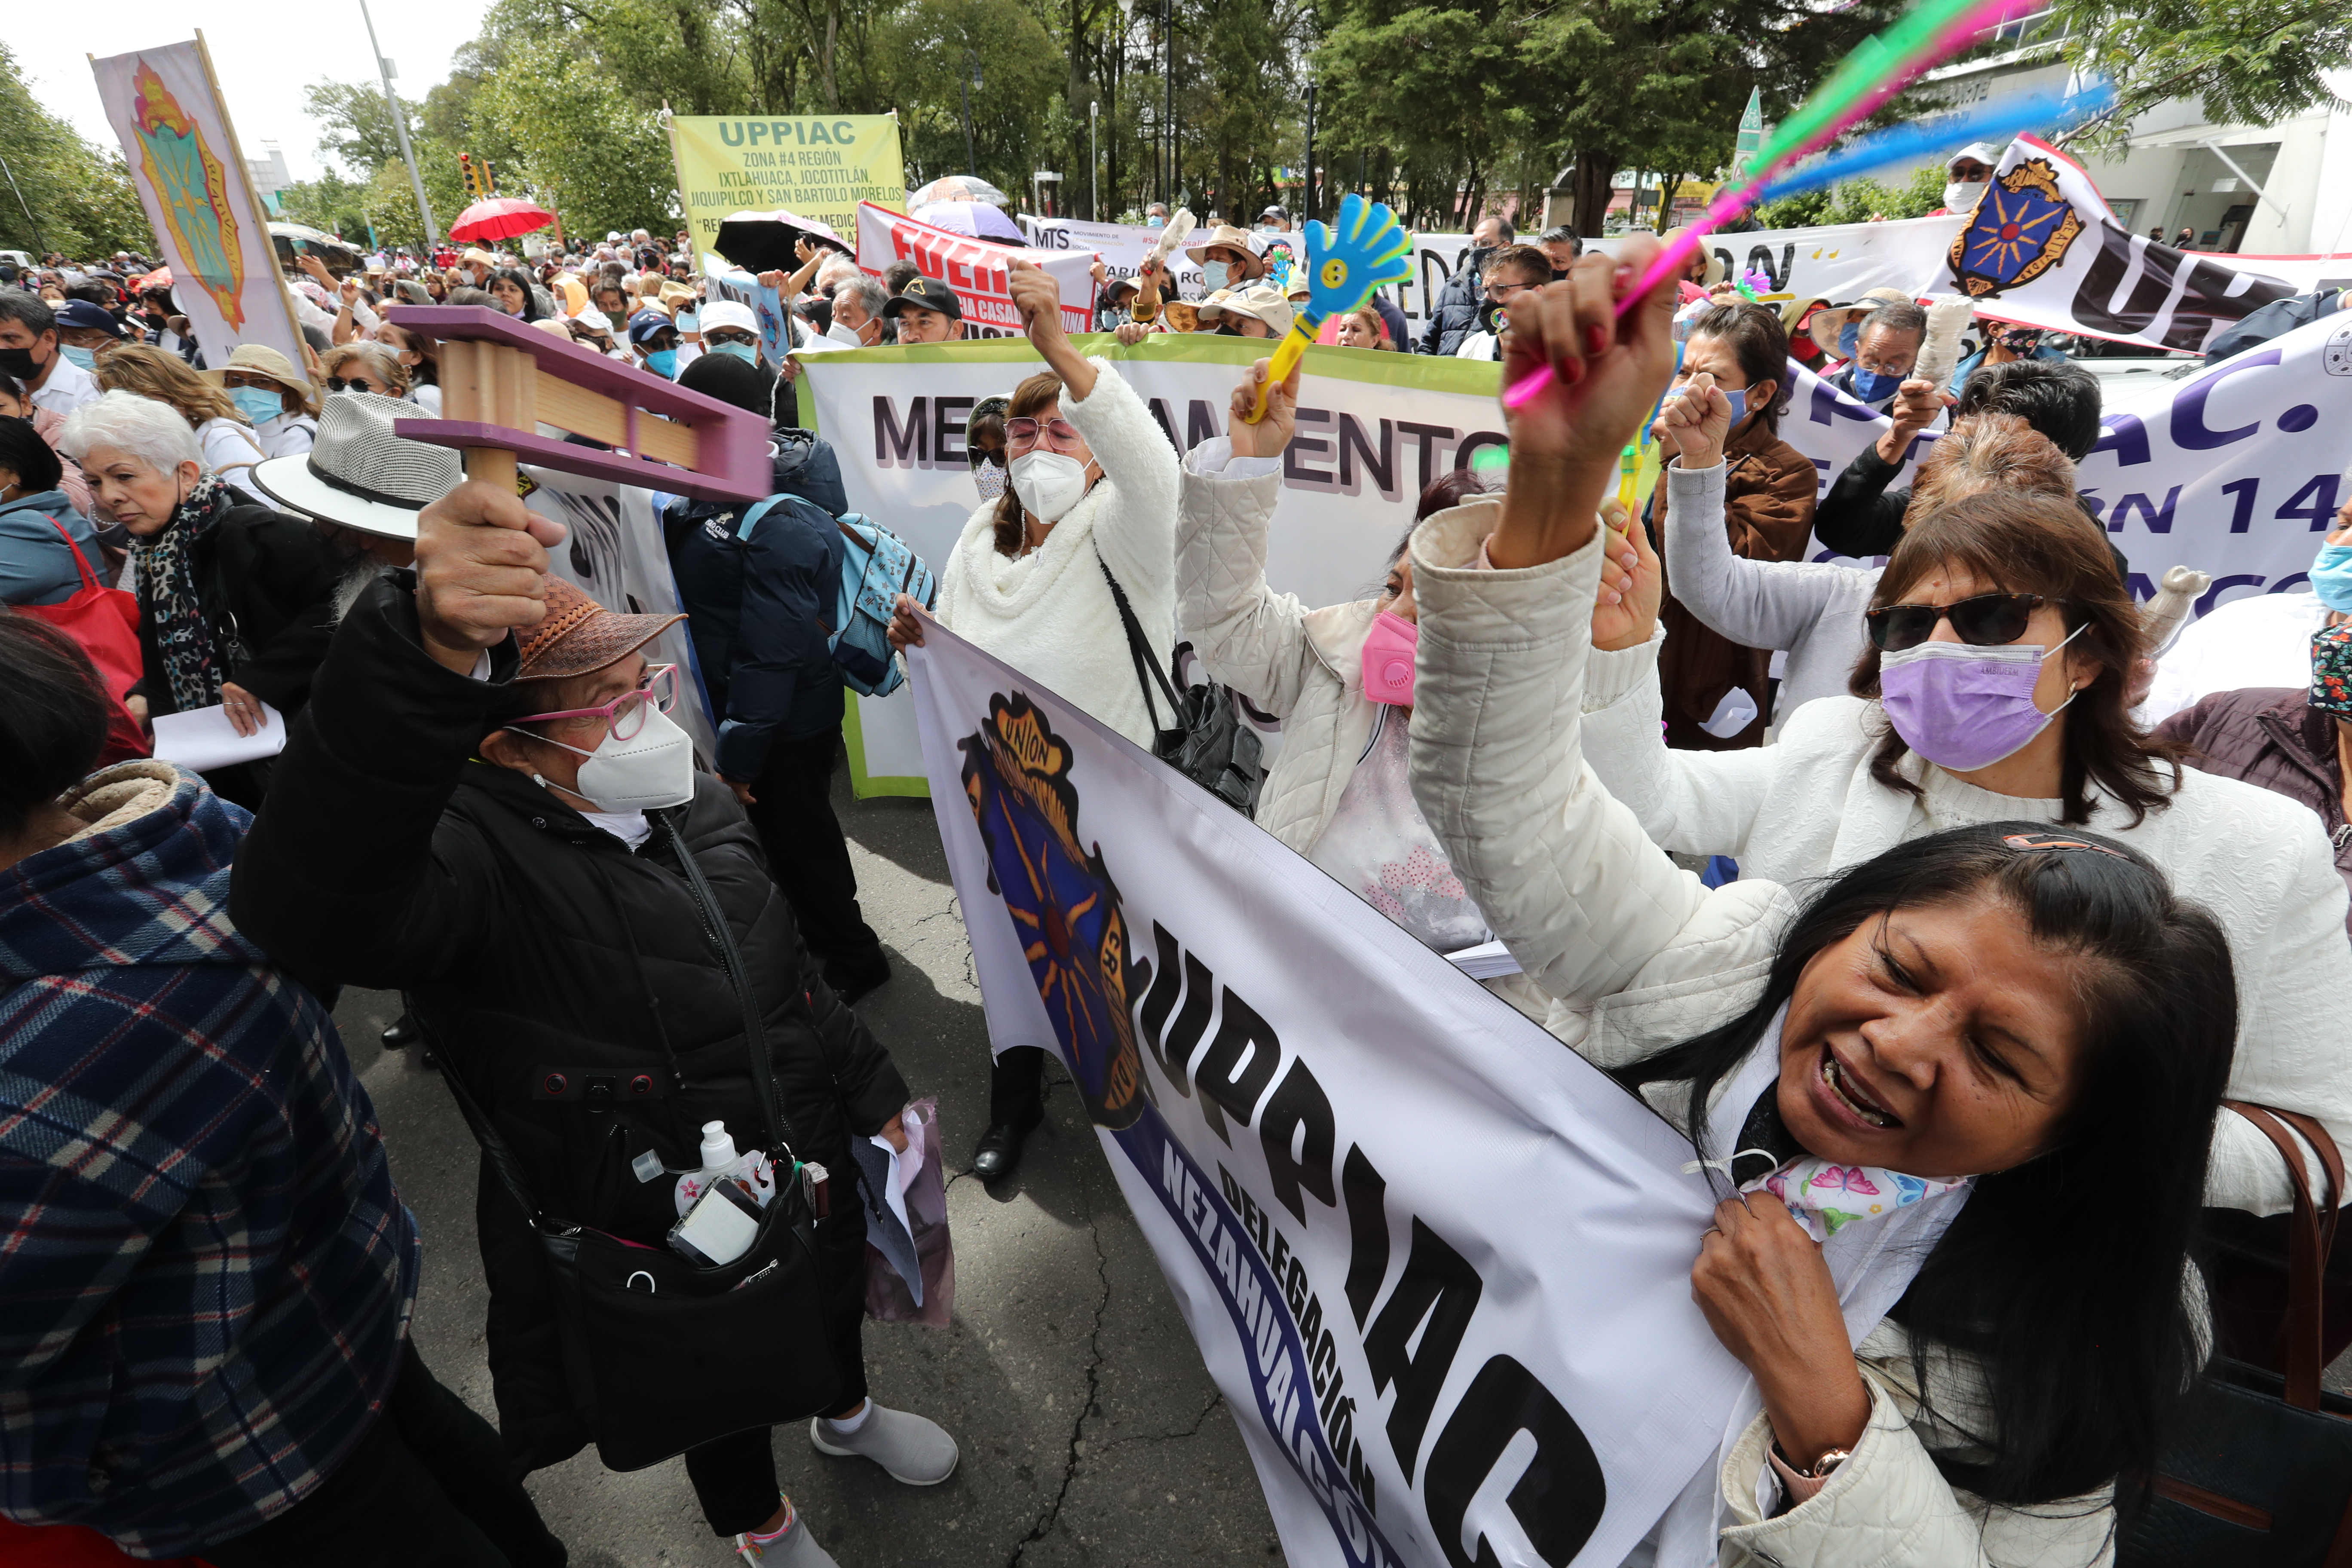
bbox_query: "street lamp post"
[1164,0,1177,205]
[960,49,982,175]
[1303,83,1316,224]
[1090,101,1099,221]
[358,0,438,247]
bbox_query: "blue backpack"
[737,498,937,697]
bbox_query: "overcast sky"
[15,1,497,183]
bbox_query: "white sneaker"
[809,1402,960,1485]
[732,1508,837,1565]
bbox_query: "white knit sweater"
[931,358,1179,750]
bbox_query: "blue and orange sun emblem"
[1946,158,2082,299]
[961,694,1145,1130]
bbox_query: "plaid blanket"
[0,763,418,1557]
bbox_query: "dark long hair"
[1850,489,2184,826]
[492,267,542,323]
[1617,821,2235,1508]
[991,370,1065,557]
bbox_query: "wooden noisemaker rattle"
[386,305,771,500]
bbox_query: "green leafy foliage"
[0,42,153,257]
[2049,0,2352,149]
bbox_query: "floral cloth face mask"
[1745,1156,1971,1241]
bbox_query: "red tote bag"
[15,513,150,763]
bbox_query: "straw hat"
[515,575,684,680]
[1182,225,1268,279]
[204,343,313,399]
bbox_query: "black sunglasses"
[325,375,381,393]
[1865,591,2056,652]
[967,444,1006,469]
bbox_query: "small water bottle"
[674,1120,777,1217]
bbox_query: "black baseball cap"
[881,276,962,321]
[56,299,127,339]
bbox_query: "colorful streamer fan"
[1241,192,1414,423]
[1503,0,2047,410]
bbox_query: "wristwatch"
[1767,1442,1853,1504]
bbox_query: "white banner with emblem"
[906,616,1771,1567]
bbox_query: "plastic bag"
[863,1097,955,1326]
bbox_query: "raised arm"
[230,479,568,987]
[1176,360,1324,717]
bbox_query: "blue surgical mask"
[1847,366,1902,404]
[1722,387,1748,425]
[229,386,283,424]
[677,311,700,333]
[1838,321,1860,358]
[711,341,758,365]
[2311,543,2352,613]
[643,348,678,379]
[1201,260,1231,291]
[61,345,97,370]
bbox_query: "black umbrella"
[711,209,854,275]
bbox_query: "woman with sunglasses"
[1574,402,2352,1217]
[888,259,1181,1181]
[318,343,407,402]
[1657,405,2079,727]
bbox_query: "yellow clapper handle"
[1242,193,1415,423]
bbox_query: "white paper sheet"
[151,701,288,773]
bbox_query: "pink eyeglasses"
[510,664,678,739]
[1005,416,1087,456]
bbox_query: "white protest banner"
[89,37,307,372]
[1776,310,2352,611]
[520,463,719,760]
[907,618,1755,1567]
[793,336,1505,793]
[1934,136,2312,353]
[1020,215,1210,299]
[855,202,1096,336]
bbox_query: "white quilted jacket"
[1405,499,2118,1568]
[1174,445,1551,1018]
[931,358,1179,750]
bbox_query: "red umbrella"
[448,197,557,244]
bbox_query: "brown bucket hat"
[516,576,684,680]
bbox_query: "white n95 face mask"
[1009,450,1093,524]
[526,705,697,812]
[1944,180,1988,213]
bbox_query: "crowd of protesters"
[6,160,2352,1568]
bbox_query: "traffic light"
[458,152,478,200]
[480,159,496,196]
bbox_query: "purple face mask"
[1878,624,2084,772]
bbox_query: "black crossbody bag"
[1097,553,1264,814]
[431,808,841,1470]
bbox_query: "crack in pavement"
[1004,1217,1113,1568]
[1096,1390,1225,1454]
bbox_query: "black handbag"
[2119,1103,2352,1567]
[432,809,842,1471]
[1098,554,1264,814]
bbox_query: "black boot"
[381,1013,420,1050]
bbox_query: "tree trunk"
[1569,148,1615,238]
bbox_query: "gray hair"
[58,389,203,475]
[1861,298,1929,346]
[813,254,861,295]
[832,273,888,319]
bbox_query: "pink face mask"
[1360,610,1418,706]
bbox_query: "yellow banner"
[668,113,906,255]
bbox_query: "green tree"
[2049,0,2352,147]
[303,79,418,176]
[0,42,153,257]
[471,35,687,235]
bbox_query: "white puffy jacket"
[932,358,1179,749]
[1175,440,1553,1017]
[1405,499,2120,1567]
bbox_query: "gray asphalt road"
[334,763,1277,1568]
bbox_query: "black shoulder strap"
[423,808,800,1228]
[1096,550,1180,731]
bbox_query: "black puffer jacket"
[230,573,907,1468]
